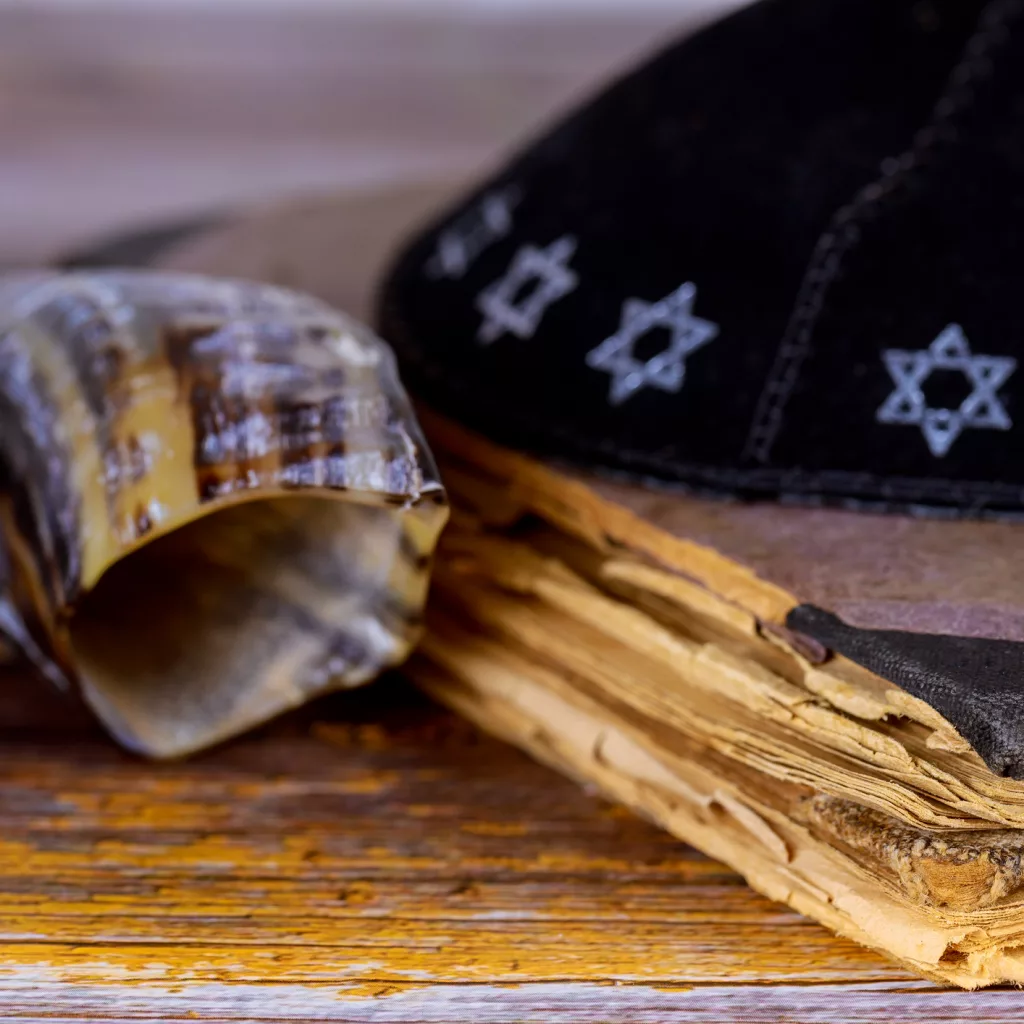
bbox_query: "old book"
[404,413,1024,989]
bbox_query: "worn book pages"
[403,412,1024,988]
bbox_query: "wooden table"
[0,669,1012,1022]
[1,3,1021,1019]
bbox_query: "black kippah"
[379,0,1024,517]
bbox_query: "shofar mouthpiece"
[0,270,448,757]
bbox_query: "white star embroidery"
[475,235,578,344]
[586,282,719,406]
[425,186,522,280]
[877,324,1016,457]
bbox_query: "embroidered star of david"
[475,235,578,344]
[426,186,522,281]
[877,324,1017,457]
[586,282,719,405]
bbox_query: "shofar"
[0,270,447,757]
[154,186,1024,986]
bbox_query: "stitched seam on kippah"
[740,0,1022,466]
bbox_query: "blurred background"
[0,0,743,266]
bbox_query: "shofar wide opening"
[0,269,447,758]
[70,493,439,758]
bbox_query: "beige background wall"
[0,1,746,264]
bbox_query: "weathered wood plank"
[0,671,920,1017]
[0,680,897,985]
[1,980,1021,1024]
[0,980,1007,1024]
[0,646,1009,1018]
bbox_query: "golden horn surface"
[0,269,448,756]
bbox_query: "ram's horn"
[0,270,448,757]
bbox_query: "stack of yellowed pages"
[404,412,1024,989]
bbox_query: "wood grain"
[0,669,1006,1021]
